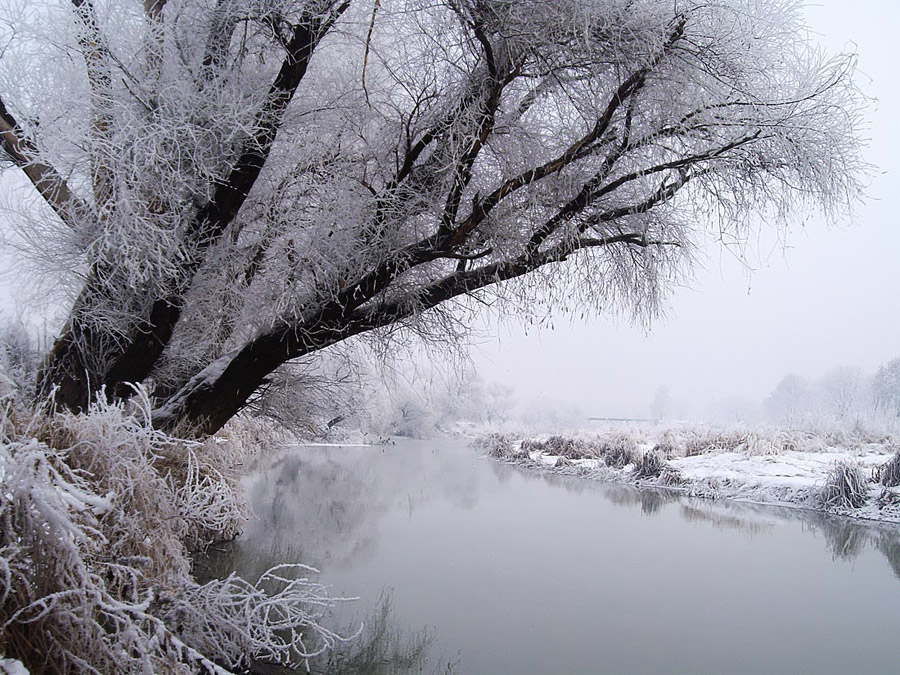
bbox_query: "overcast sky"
[473,0,900,418]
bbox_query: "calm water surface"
[208,439,900,674]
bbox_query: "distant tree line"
[765,358,900,430]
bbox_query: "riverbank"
[477,427,900,523]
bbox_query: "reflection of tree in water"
[875,533,900,580]
[679,503,775,536]
[211,441,483,583]
[309,592,457,675]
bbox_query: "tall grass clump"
[474,433,516,459]
[600,434,639,468]
[874,447,900,488]
[633,449,667,480]
[819,460,869,510]
[0,385,348,672]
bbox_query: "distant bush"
[652,432,680,459]
[474,433,516,458]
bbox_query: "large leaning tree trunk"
[0,0,866,437]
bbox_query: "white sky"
[473,1,900,418]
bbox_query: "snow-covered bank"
[477,428,900,523]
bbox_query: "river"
[203,438,900,674]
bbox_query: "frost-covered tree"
[0,0,867,435]
[873,358,900,419]
[650,384,671,421]
[765,373,812,426]
[820,365,861,421]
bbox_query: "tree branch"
[0,96,92,230]
[71,0,116,211]
[153,230,657,435]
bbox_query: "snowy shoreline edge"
[476,431,900,525]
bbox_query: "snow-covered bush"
[0,387,347,672]
[819,460,869,510]
[0,322,42,404]
[652,432,680,459]
[522,436,602,460]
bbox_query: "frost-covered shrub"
[653,431,680,459]
[520,438,543,454]
[772,428,825,454]
[684,436,711,457]
[824,429,863,451]
[0,322,41,403]
[739,431,774,456]
[541,436,601,460]
[681,428,772,456]
[155,565,352,670]
[819,460,869,509]
[875,486,900,509]
[658,467,684,487]
[554,455,576,470]
[0,388,346,672]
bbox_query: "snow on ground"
[477,427,900,524]
[670,449,890,489]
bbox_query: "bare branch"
[71,0,116,211]
[0,96,92,230]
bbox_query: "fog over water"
[473,1,900,419]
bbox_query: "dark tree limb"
[0,96,92,230]
[153,227,670,435]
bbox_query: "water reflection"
[310,592,456,675]
[207,440,900,674]
[490,455,900,577]
[679,504,775,536]
[875,533,900,580]
[238,591,451,675]
[214,443,484,583]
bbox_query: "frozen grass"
[0,387,349,673]
[600,434,640,468]
[819,460,869,510]
[479,424,900,521]
[874,447,900,487]
[634,449,673,482]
